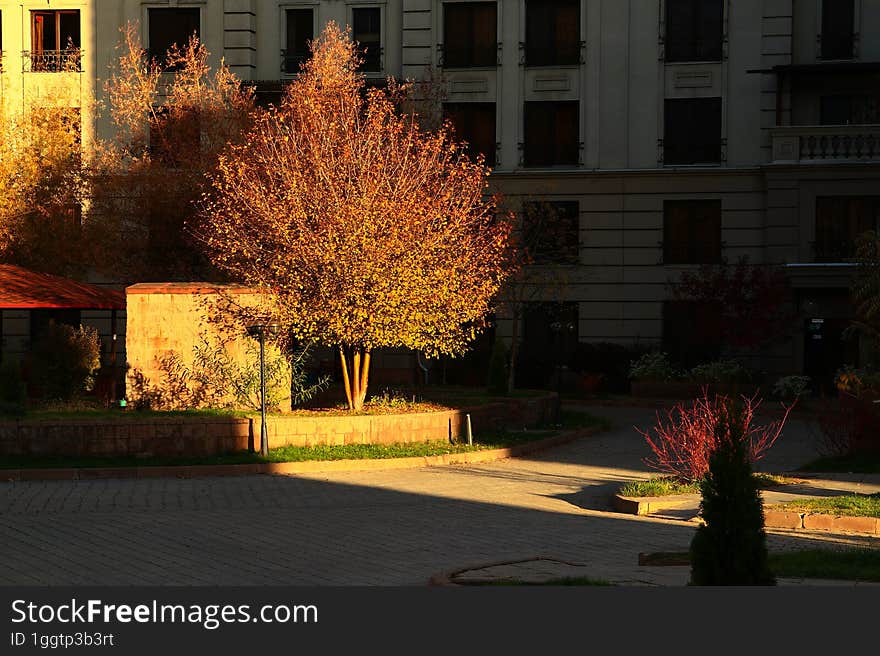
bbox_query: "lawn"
[768,493,880,518]
[638,549,880,582]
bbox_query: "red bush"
[636,391,792,482]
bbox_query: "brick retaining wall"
[0,393,557,457]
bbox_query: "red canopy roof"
[0,265,125,310]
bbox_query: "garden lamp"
[246,321,281,457]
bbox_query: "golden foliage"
[0,100,85,273]
[197,23,516,409]
[89,23,255,279]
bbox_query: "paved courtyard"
[0,405,877,586]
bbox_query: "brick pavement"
[0,405,876,586]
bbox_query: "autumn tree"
[87,24,255,280]
[0,96,86,275]
[672,256,793,352]
[197,23,516,411]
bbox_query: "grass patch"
[769,549,880,582]
[769,493,880,518]
[798,454,880,474]
[619,472,797,498]
[619,477,700,497]
[639,549,880,582]
[0,410,606,470]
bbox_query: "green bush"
[689,400,775,586]
[628,352,680,382]
[688,359,751,384]
[487,339,509,395]
[773,375,811,400]
[0,360,27,416]
[29,322,101,401]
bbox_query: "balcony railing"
[771,125,880,163]
[22,49,83,73]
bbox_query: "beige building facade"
[1,0,878,386]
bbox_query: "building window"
[525,0,580,67]
[664,0,723,62]
[522,201,579,265]
[662,301,722,368]
[148,8,200,66]
[284,8,314,74]
[814,196,880,262]
[663,200,722,264]
[820,0,855,60]
[523,101,579,167]
[663,98,722,165]
[353,7,382,72]
[443,2,497,68]
[820,95,879,126]
[28,10,81,72]
[444,102,496,166]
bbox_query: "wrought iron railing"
[771,125,880,162]
[22,49,83,73]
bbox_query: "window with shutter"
[524,101,579,167]
[443,2,497,68]
[665,0,723,62]
[664,98,722,165]
[525,0,580,67]
[444,103,497,166]
[663,200,722,264]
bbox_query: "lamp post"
[246,321,281,457]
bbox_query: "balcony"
[22,49,83,73]
[771,125,880,163]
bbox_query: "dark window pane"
[59,11,80,49]
[148,8,200,65]
[815,196,880,261]
[663,301,722,367]
[353,8,381,72]
[525,0,580,67]
[524,101,579,167]
[443,2,497,68]
[821,0,854,60]
[284,9,314,73]
[665,0,722,62]
[444,102,496,166]
[30,310,81,341]
[663,200,722,264]
[522,201,580,264]
[664,98,721,165]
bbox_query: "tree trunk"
[338,346,372,412]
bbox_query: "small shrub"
[29,322,101,400]
[773,375,811,400]
[0,360,27,416]
[129,335,329,412]
[690,400,775,586]
[636,391,792,483]
[815,394,880,456]
[487,338,509,395]
[628,352,680,382]
[688,359,751,384]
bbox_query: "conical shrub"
[689,400,775,585]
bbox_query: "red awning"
[0,264,125,310]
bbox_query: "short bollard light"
[246,321,281,457]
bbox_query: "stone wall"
[0,394,557,458]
